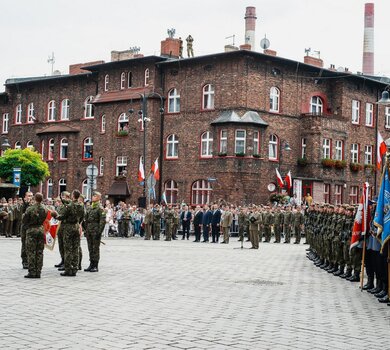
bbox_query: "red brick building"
[1,41,389,206]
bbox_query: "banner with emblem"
[374,167,390,251]
[43,211,59,250]
[350,182,369,250]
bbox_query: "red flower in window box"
[321,158,335,168]
[349,163,363,172]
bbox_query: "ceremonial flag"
[374,167,390,251]
[377,131,387,170]
[138,156,145,182]
[275,168,284,188]
[161,191,168,204]
[44,211,59,251]
[285,170,292,190]
[151,158,160,180]
[350,182,370,250]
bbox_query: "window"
[48,139,54,160]
[364,145,373,165]
[27,103,35,123]
[365,103,373,126]
[118,113,129,132]
[58,178,67,194]
[352,100,360,124]
[46,179,53,199]
[350,143,359,163]
[268,134,278,160]
[60,138,68,160]
[83,137,93,160]
[310,96,323,115]
[14,141,21,149]
[301,138,307,159]
[235,130,246,154]
[166,134,179,158]
[253,131,259,155]
[99,157,104,176]
[164,180,178,204]
[47,100,56,121]
[144,69,150,86]
[26,141,33,150]
[192,180,212,205]
[350,186,359,204]
[335,140,343,160]
[15,104,22,124]
[84,96,94,119]
[101,115,106,133]
[2,113,9,134]
[386,107,390,129]
[219,130,228,154]
[40,140,45,160]
[335,184,343,205]
[61,99,70,120]
[322,138,331,159]
[168,88,180,113]
[82,179,91,200]
[104,74,109,92]
[128,71,132,88]
[200,131,213,158]
[202,84,215,110]
[116,156,127,176]
[120,72,126,90]
[270,87,280,112]
[323,184,330,204]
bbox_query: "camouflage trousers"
[293,226,301,243]
[343,240,352,271]
[153,222,160,240]
[63,224,81,275]
[324,237,332,261]
[145,224,152,240]
[332,237,344,266]
[283,225,291,243]
[57,228,65,261]
[274,225,282,242]
[165,222,173,241]
[351,247,362,274]
[26,228,45,277]
[238,225,245,241]
[85,230,101,264]
[263,225,271,242]
[20,226,28,265]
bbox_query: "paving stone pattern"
[0,238,389,349]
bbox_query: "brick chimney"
[160,38,181,58]
[240,44,251,51]
[304,55,324,68]
[264,49,277,56]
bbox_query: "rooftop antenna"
[47,52,55,75]
[167,28,176,38]
[129,46,141,55]
[260,34,270,50]
[304,48,311,56]
[225,34,236,46]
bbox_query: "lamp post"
[0,137,11,156]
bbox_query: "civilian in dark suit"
[211,204,222,243]
[180,205,192,240]
[192,206,203,242]
[202,204,212,242]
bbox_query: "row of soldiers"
[0,197,24,237]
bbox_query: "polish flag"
[285,171,292,190]
[276,168,284,188]
[138,156,145,182]
[377,131,387,170]
[151,158,160,181]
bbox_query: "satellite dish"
[337,66,344,72]
[260,37,270,50]
[52,70,61,76]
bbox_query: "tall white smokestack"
[244,7,257,51]
[362,3,374,75]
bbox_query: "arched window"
[128,71,132,88]
[120,72,126,90]
[310,96,323,115]
[104,74,109,92]
[61,99,70,120]
[84,96,94,119]
[15,104,22,124]
[48,138,54,160]
[14,141,21,149]
[99,157,104,176]
[83,137,93,160]
[192,180,212,205]
[2,113,9,134]
[200,131,213,158]
[26,140,34,150]
[101,115,106,133]
[58,178,67,194]
[60,138,68,160]
[46,178,53,199]
[164,180,178,204]
[144,69,150,86]
[27,103,35,123]
[118,113,129,132]
[168,88,180,113]
[268,134,278,160]
[269,87,280,112]
[82,179,91,200]
[166,134,179,158]
[47,100,56,121]
[202,84,215,110]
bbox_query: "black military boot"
[84,262,93,272]
[340,268,352,279]
[328,264,338,273]
[22,262,28,270]
[315,258,323,267]
[90,262,99,273]
[320,261,329,269]
[369,280,383,294]
[348,272,360,282]
[333,265,344,276]
[325,263,334,272]
[55,260,64,268]
[375,289,388,299]
[362,276,375,290]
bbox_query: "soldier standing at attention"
[263,207,273,243]
[283,206,293,243]
[20,191,34,269]
[248,206,260,249]
[172,207,180,240]
[237,207,246,242]
[55,191,71,272]
[293,206,304,244]
[273,207,284,243]
[83,191,105,273]
[143,205,153,240]
[221,205,233,244]
[164,205,174,241]
[152,205,162,240]
[23,193,56,278]
[186,35,194,57]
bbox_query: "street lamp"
[0,137,11,156]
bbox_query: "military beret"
[347,206,355,211]
[62,191,70,197]
[93,191,102,197]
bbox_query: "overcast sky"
[1,0,389,92]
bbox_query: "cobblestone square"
[0,237,389,349]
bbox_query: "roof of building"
[36,125,80,135]
[82,55,167,71]
[211,110,268,126]
[107,179,131,197]
[5,73,92,86]
[93,86,159,104]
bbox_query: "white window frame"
[352,100,360,124]
[350,186,359,205]
[15,104,22,124]
[84,96,94,119]
[58,178,67,194]
[116,156,128,176]
[202,84,215,110]
[47,100,56,122]
[270,87,280,112]
[120,72,126,90]
[191,179,212,205]
[99,157,104,176]
[61,99,70,120]
[46,178,53,199]
[322,138,331,159]
[219,130,228,154]
[335,184,343,205]
[310,96,323,115]
[104,74,109,92]
[235,129,246,154]
[301,137,307,159]
[365,103,373,127]
[26,141,33,150]
[144,69,150,86]
[364,145,373,165]
[200,131,213,158]
[351,143,359,163]
[168,88,180,113]
[60,138,68,160]
[323,183,330,204]
[166,134,179,159]
[83,137,93,160]
[14,141,21,149]
[335,140,343,161]
[386,107,390,129]
[101,115,106,133]
[253,131,259,155]
[118,113,129,132]
[48,138,54,160]
[164,180,178,205]
[82,179,91,200]
[27,103,35,123]
[268,134,278,160]
[2,113,9,134]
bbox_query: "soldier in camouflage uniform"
[283,206,293,243]
[164,205,174,241]
[292,206,304,244]
[237,207,248,242]
[340,206,355,278]
[263,207,273,242]
[143,205,153,240]
[172,207,179,240]
[330,205,345,274]
[55,191,71,271]
[152,205,162,240]
[248,206,260,249]
[83,191,105,273]
[20,191,34,269]
[320,205,334,270]
[273,207,284,243]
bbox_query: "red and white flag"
[377,131,387,170]
[275,168,284,188]
[285,170,292,190]
[350,182,370,250]
[151,158,160,181]
[138,156,145,182]
[44,211,59,251]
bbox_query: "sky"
[1,0,389,92]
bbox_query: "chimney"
[224,45,239,52]
[264,49,277,56]
[244,7,257,51]
[160,37,181,58]
[362,3,374,75]
[304,55,323,68]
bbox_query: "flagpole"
[360,239,366,291]
[359,184,368,291]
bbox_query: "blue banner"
[13,168,21,187]
[374,167,390,251]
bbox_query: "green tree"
[0,148,50,186]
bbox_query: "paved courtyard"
[0,237,389,350]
